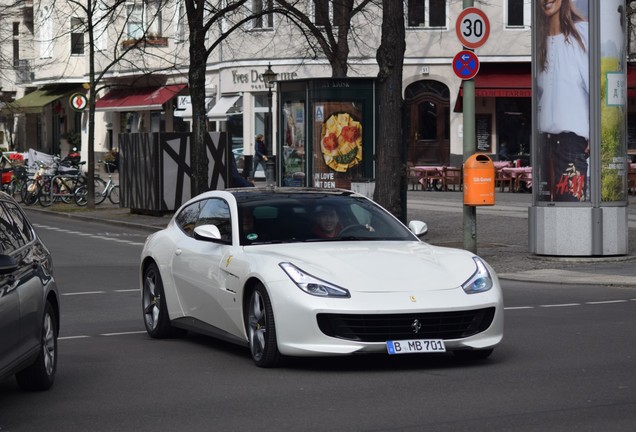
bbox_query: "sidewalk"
[22,188,636,287]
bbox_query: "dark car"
[0,191,59,390]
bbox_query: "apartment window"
[406,0,446,28]
[39,5,53,59]
[13,23,19,67]
[252,0,274,29]
[507,0,530,27]
[175,0,187,42]
[94,3,108,51]
[314,0,348,27]
[126,0,162,39]
[71,17,85,55]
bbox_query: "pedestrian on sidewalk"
[253,134,268,177]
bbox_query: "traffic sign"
[70,93,88,112]
[452,50,480,80]
[456,7,490,49]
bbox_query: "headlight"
[461,257,493,294]
[279,262,350,298]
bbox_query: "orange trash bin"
[463,153,495,206]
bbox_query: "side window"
[175,200,204,236]
[197,199,232,243]
[0,202,33,254]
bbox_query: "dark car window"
[175,200,205,237]
[0,201,34,254]
[236,193,415,245]
[196,198,232,243]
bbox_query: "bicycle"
[74,161,119,206]
[7,166,29,202]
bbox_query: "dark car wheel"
[15,301,58,391]
[142,262,183,338]
[247,284,281,368]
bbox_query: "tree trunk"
[375,0,406,220]
[188,0,210,196]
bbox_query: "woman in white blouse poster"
[536,0,589,202]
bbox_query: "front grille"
[317,308,496,342]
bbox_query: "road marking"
[101,331,147,337]
[63,291,106,296]
[586,300,628,305]
[33,223,145,246]
[505,299,636,310]
[59,335,91,340]
[115,289,140,293]
[539,303,580,308]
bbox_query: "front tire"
[247,284,281,368]
[21,180,40,206]
[15,301,58,391]
[109,185,120,205]
[93,177,108,205]
[142,262,182,338]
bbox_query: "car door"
[4,202,47,356]
[0,201,37,374]
[0,253,21,375]
[171,198,242,336]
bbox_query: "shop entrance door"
[405,81,450,166]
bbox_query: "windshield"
[236,193,416,245]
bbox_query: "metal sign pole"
[462,0,476,254]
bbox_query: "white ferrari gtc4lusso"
[140,188,503,367]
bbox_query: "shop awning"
[174,96,214,118]
[207,95,242,120]
[1,85,79,114]
[95,84,187,111]
[454,63,531,112]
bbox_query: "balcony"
[14,59,33,84]
[121,36,169,49]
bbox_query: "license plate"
[386,339,446,355]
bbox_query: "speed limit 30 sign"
[456,7,490,50]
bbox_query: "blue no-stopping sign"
[452,50,480,80]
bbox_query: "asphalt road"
[1,211,635,432]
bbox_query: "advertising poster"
[535,0,590,202]
[312,101,364,189]
[599,0,627,201]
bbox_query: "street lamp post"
[262,63,277,186]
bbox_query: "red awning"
[454,63,531,112]
[95,84,187,111]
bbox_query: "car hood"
[251,241,480,292]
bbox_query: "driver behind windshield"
[311,205,342,238]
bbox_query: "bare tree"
[273,0,378,77]
[62,0,176,207]
[374,0,404,219]
[184,0,253,195]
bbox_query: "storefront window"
[120,112,139,133]
[281,101,306,186]
[150,111,164,132]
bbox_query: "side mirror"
[408,220,428,238]
[0,254,18,275]
[193,224,223,241]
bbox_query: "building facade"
[0,1,633,175]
